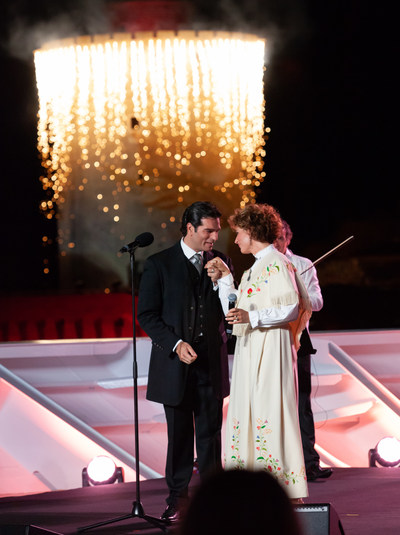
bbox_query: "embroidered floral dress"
[224,247,311,499]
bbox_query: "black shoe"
[307,466,333,481]
[161,504,180,524]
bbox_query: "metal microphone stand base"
[77,501,168,533]
[77,246,167,534]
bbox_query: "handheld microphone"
[119,232,154,253]
[226,293,237,338]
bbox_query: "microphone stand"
[78,243,167,533]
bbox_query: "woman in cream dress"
[206,204,312,501]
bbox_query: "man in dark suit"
[137,201,233,523]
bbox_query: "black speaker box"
[0,527,61,535]
[294,503,345,535]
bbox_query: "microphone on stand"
[226,293,237,339]
[119,232,154,253]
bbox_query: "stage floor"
[0,468,399,534]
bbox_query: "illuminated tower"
[34,3,267,290]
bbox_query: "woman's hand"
[225,307,249,324]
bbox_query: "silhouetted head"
[179,469,302,535]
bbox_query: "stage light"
[369,437,400,467]
[82,455,124,486]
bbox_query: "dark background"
[0,0,398,331]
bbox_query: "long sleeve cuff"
[217,273,236,314]
[249,303,299,328]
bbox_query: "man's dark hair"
[281,219,293,243]
[180,201,222,236]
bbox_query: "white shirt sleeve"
[287,250,323,313]
[301,265,323,312]
[248,303,299,328]
[173,339,182,351]
[217,273,237,315]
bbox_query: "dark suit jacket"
[137,241,232,406]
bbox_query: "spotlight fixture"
[369,437,400,467]
[82,455,124,486]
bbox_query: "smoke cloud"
[3,0,111,60]
[191,0,312,64]
[3,0,312,67]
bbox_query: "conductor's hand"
[176,341,198,365]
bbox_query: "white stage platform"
[0,330,399,497]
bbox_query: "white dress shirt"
[181,238,203,264]
[284,248,323,312]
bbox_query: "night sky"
[0,0,398,330]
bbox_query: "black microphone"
[119,232,154,253]
[226,293,237,338]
